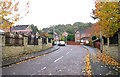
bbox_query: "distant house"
[81,30,91,38]
[75,31,81,42]
[75,30,91,43]
[53,32,59,41]
[11,25,32,34]
[62,31,68,37]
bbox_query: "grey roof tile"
[11,25,29,30]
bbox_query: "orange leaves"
[86,23,100,37]
[96,53,120,66]
[85,54,92,76]
[0,19,12,29]
[0,0,29,29]
[13,2,19,11]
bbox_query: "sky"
[15,0,97,29]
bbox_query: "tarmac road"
[2,45,88,75]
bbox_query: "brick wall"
[1,34,52,59]
[0,34,3,67]
[103,45,120,62]
[103,31,120,62]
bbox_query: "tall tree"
[92,1,120,37]
[86,23,100,37]
[0,0,29,29]
[30,24,39,33]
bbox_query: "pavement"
[84,46,120,76]
[2,45,60,67]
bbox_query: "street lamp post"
[53,26,57,45]
[100,24,103,53]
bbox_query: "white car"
[80,39,89,45]
[55,41,59,45]
[58,41,65,46]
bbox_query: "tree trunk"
[102,38,104,45]
[107,38,110,46]
[118,31,120,52]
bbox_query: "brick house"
[75,31,81,42]
[11,25,32,34]
[75,30,91,43]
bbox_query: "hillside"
[42,22,93,35]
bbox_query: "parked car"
[80,39,89,45]
[80,37,90,45]
[52,41,60,45]
[58,41,65,46]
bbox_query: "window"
[48,38,51,43]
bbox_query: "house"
[75,31,81,42]
[81,31,91,38]
[62,31,68,37]
[75,30,91,43]
[11,25,32,34]
[53,32,59,41]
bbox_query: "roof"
[40,32,52,37]
[80,37,90,40]
[11,25,29,30]
[75,30,85,34]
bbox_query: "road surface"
[3,45,88,75]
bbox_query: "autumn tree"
[92,1,120,37]
[88,23,100,37]
[0,0,29,29]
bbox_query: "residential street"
[2,45,120,76]
[2,45,88,75]
[1,0,120,77]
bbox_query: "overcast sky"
[15,0,97,29]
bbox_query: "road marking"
[13,72,15,75]
[54,56,63,62]
[66,52,70,55]
[49,73,52,75]
[41,67,47,70]
[31,73,36,76]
